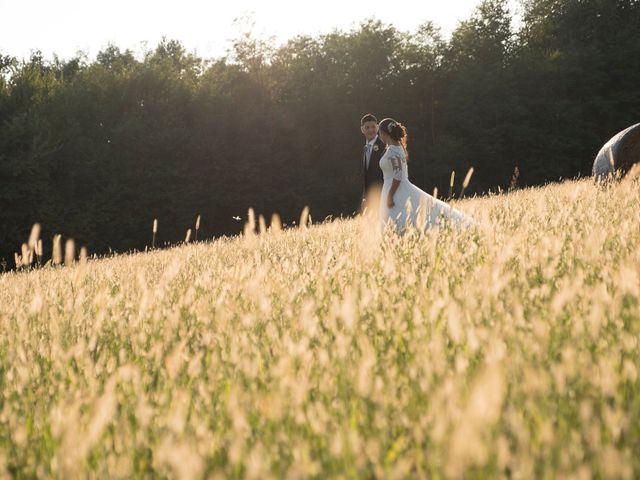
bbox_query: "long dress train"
[378,145,473,231]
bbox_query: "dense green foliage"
[1,0,639,266]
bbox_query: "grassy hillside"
[1,179,639,478]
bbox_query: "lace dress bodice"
[379,145,409,182]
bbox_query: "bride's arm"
[387,153,403,208]
[387,179,400,208]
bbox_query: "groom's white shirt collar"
[366,134,378,146]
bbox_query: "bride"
[377,117,473,232]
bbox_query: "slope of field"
[1,179,639,478]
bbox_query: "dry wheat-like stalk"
[449,170,456,198]
[270,213,282,233]
[52,234,62,265]
[20,243,31,266]
[28,223,41,251]
[0,179,639,478]
[244,208,256,237]
[152,219,158,249]
[460,167,475,198]
[299,206,310,229]
[36,239,43,265]
[64,239,75,265]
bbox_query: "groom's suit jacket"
[363,135,386,201]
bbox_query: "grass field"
[1,179,639,478]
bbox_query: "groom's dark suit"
[362,135,386,201]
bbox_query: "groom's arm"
[361,155,368,212]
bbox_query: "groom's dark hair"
[361,113,377,126]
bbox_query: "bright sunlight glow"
[1,0,508,61]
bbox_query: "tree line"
[1,0,639,268]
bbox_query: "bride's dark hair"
[379,118,409,158]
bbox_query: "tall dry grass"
[0,179,639,478]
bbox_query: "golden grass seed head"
[64,239,75,265]
[52,234,62,265]
[462,167,474,189]
[299,206,310,229]
[28,223,41,250]
[270,213,282,233]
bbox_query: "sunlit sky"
[2,0,520,61]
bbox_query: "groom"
[360,113,385,211]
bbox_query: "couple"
[360,114,472,232]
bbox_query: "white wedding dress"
[379,145,472,232]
